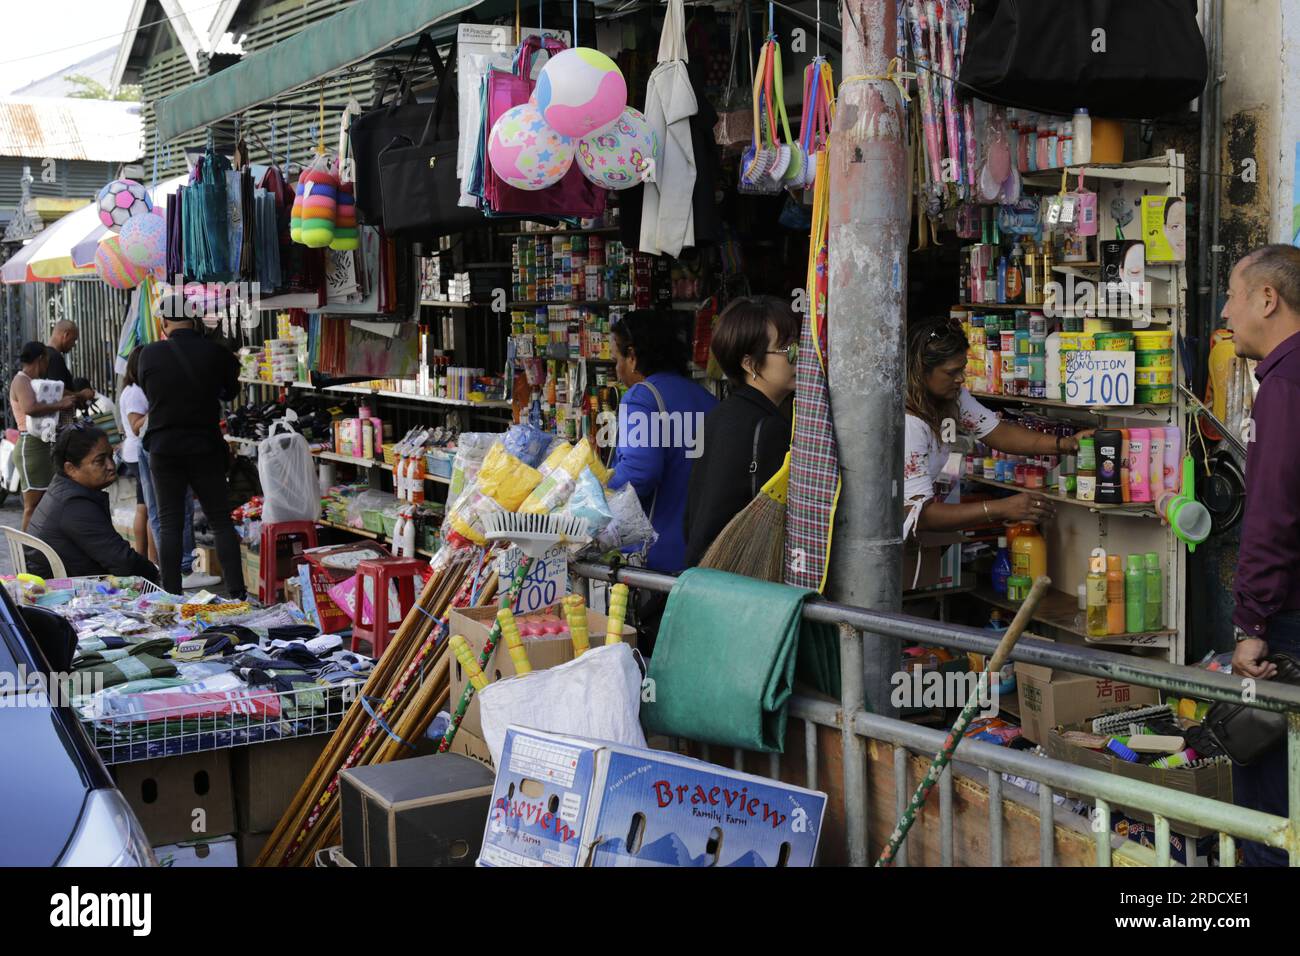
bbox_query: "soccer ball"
[96,179,152,231]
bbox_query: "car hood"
[0,698,93,865]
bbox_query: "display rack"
[965,150,1190,664]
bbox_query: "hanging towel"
[641,567,837,752]
[640,0,697,257]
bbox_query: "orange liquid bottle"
[1106,554,1126,635]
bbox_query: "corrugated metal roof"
[0,97,143,162]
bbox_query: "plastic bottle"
[1148,430,1165,500]
[1045,327,1062,400]
[1125,554,1145,633]
[1073,108,1092,164]
[1007,241,1025,304]
[1094,428,1124,504]
[1011,522,1047,582]
[997,253,1008,304]
[1106,554,1126,635]
[1144,552,1163,631]
[992,536,1012,596]
[1086,553,1109,637]
[1127,428,1150,502]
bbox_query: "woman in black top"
[684,296,799,567]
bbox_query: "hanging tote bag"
[957,0,1207,118]
[483,36,608,219]
[350,33,450,225]
[376,38,485,241]
[713,2,753,151]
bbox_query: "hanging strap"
[658,0,689,64]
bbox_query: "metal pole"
[1194,0,1215,394]
[840,623,869,866]
[827,0,908,719]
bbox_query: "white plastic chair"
[3,526,66,578]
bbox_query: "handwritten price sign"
[1064,350,1135,407]
[496,545,568,614]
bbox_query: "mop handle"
[498,606,532,675]
[562,593,590,657]
[438,555,535,752]
[875,575,1050,867]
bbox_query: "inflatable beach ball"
[488,103,576,191]
[118,212,167,269]
[96,179,152,231]
[533,48,627,139]
[94,235,146,289]
[577,108,657,190]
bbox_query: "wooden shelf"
[965,475,1157,518]
[971,585,1176,643]
[969,391,1171,416]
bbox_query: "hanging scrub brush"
[698,452,790,582]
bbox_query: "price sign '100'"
[1064,350,1135,407]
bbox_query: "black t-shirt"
[44,347,73,388]
[137,329,240,456]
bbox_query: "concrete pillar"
[826,0,908,717]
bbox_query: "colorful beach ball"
[532,48,627,139]
[96,179,152,231]
[118,212,167,269]
[94,235,146,289]
[488,103,576,191]
[576,108,658,190]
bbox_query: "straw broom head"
[698,453,789,583]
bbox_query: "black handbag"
[376,37,486,241]
[349,34,451,226]
[957,0,1207,119]
[1204,653,1300,766]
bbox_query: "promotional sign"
[1065,350,1136,406]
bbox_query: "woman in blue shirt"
[608,310,717,574]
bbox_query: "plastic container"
[1134,330,1173,351]
[1135,349,1174,369]
[1125,554,1146,633]
[1144,552,1163,632]
[1136,367,1174,386]
[992,537,1012,597]
[1094,429,1125,504]
[1127,428,1151,502]
[1011,522,1047,581]
[1093,331,1134,351]
[1086,555,1109,637]
[1090,117,1124,164]
[1106,555,1125,635]
[1148,431,1165,499]
[1006,574,1032,603]
[1136,386,1174,404]
[1073,108,1092,164]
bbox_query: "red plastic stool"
[259,521,318,604]
[351,557,423,657]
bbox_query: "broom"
[698,452,790,582]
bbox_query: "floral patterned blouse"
[903,388,999,515]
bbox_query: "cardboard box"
[241,547,259,596]
[235,831,270,867]
[903,535,963,592]
[193,545,222,578]
[478,728,828,867]
[445,727,494,770]
[283,577,303,612]
[232,735,329,833]
[447,603,637,740]
[1045,721,1232,838]
[153,835,238,867]
[339,754,495,866]
[113,750,237,846]
[1112,813,1212,866]
[1015,646,1160,744]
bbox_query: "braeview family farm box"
[478,727,827,867]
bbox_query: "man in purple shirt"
[1223,244,1300,865]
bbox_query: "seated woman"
[25,425,159,583]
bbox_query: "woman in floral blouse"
[904,318,1091,535]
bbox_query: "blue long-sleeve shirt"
[609,372,717,573]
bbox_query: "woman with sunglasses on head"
[609,310,718,574]
[24,425,159,583]
[684,296,799,568]
[905,318,1090,536]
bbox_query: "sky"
[0,0,229,95]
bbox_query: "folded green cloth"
[73,638,175,668]
[68,653,178,692]
[641,568,838,753]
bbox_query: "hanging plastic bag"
[257,424,321,524]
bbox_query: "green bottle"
[1125,554,1145,633]
[1143,552,1163,631]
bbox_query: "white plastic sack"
[478,643,646,765]
[26,378,63,442]
[257,428,321,524]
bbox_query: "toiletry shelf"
[312,450,452,485]
[508,300,633,308]
[499,227,622,237]
[970,585,1177,644]
[969,391,1172,418]
[966,475,1158,519]
[419,300,478,308]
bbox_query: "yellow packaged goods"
[519,437,602,514]
[1133,330,1173,351]
[475,444,542,511]
[447,490,505,545]
[537,441,574,477]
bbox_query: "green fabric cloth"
[641,568,838,753]
[68,654,177,692]
[73,638,175,668]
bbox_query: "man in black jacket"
[137,315,246,597]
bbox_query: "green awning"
[154,0,482,142]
